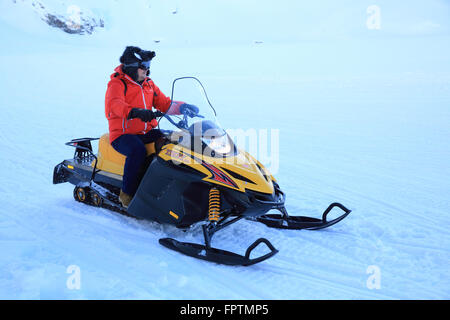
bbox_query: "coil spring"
[208,188,221,222]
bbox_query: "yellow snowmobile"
[53,77,351,266]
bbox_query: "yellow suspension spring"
[208,188,221,222]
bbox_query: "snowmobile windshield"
[159,77,220,133]
[158,77,235,156]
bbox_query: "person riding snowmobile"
[105,46,198,208]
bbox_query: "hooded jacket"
[105,65,172,143]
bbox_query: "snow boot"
[119,190,132,208]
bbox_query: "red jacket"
[105,65,172,143]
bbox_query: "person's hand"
[179,103,199,118]
[128,108,156,122]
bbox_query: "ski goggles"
[123,60,151,70]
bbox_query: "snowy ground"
[0,0,449,299]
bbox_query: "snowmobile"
[53,77,351,266]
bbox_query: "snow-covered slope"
[0,0,449,299]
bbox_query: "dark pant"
[111,129,163,196]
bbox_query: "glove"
[179,103,199,117]
[127,108,156,122]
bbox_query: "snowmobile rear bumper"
[53,162,70,184]
[53,161,88,185]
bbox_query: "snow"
[0,0,449,299]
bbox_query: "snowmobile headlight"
[202,134,232,154]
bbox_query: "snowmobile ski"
[159,221,278,266]
[159,237,278,266]
[255,203,351,230]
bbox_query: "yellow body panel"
[93,133,156,176]
[244,150,277,183]
[159,144,274,194]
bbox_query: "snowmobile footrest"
[256,202,351,230]
[159,237,278,266]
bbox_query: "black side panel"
[93,174,122,189]
[53,158,123,191]
[179,182,210,227]
[127,157,208,226]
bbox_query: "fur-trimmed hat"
[120,46,155,65]
[119,46,155,81]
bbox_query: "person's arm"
[151,82,172,113]
[105,80,131,119]
[151,81,198,115]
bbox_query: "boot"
[119,190,133,208]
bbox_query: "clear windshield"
[158,77,233,155]
[159,77,219,133]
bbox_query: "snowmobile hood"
[159,143,275,195]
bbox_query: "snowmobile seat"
[93,133,156,176]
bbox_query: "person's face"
[137,67,148,81]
